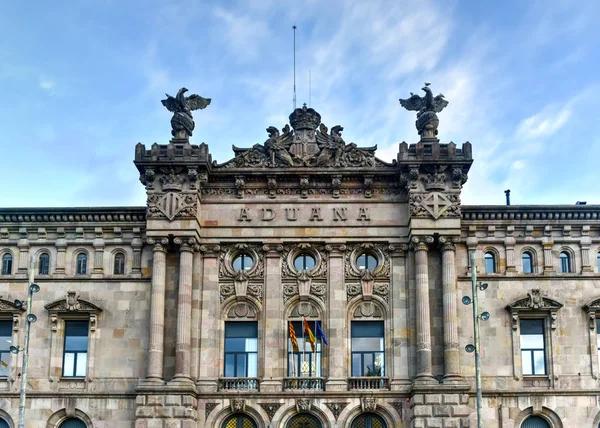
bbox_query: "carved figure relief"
[325,402,348,421]
[399,82,449,138]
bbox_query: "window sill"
[58,377,87,391]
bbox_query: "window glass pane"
[232,254,253,271]
[520,334,544,349]
[39,254,50,275]
[63,353,75,377]
[247,352,258,377]
[484,253,495,273]
[76,254,87,274]
[0,321,11,351]
[294,254,315,270]
[225,322,258,338]
[236,355,246,376]
[522,253,532,273]
[352,321,384,338]
[522,350,532,375]
[363,353,374,374]
[76,353,87,376]
[352,337,384,352]
[357,254,378,270]
[533,350,545,375]
[559,252,570,272]
[0,353,9,377]
[352,354,362,376]
[66,336,89,352]
[225,354,235,377]
[2,255,12,275]
[520,319,544,334]
[114,253,125,274]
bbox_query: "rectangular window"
[287,321,322,377]
[0,321,11,377]
[520,319,546,376]
[351,321,384,377]
[63,320,89,377]
[224,322,258,378]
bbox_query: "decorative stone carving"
[300,176,310,198]
[290,301,319,318]
[219,244,264,279]
[409,192,460,219]
[296,398,311,412]
[583,298,600,329]
[399,83,449,138]
[297,270,312,300]
[267,176,277,199]
[231,399,245,413]
[281,244,328,279]
[325,402,348,421]
[259,403,282,421]
[227,302,258,320]
[331,175,342,198]
[452,167,468,188]
[423,166,447,191]
[205,403,218,420]
[353,301,383,318]
[391,401,404,419]
[161,87,211,139]
[507,289,563,330]
[360,269,375,300]
[147,192,197,220]
[345,243,390,279]
[45,292,102,314]
[361,396,377,412]
[235,176,245,199]
[364,175,373,198]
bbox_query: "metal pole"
[470,252,483,428]
[18,256,35,428]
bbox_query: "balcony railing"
[218,377,260,391]
[348,376,389,390]
[283,377,325,391]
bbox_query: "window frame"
[75,252,88,276]
[39,252,50,275]
[519,319,546,376]
[62,320,89,378]
[287,319,322,378]
[356,253,378,271]
[286,413,323,428]
[351,413,388,428]
[222,414,257,428]
[113,252,125,275]
[351,320,385,377]
[293,253,316,271]
[484,251,496,274]
[1,253,13,276]
[522,251,534,274]
[583,298,600,380]
[223,321,258,378]
[231,254,254,272]
[559,251,571,273]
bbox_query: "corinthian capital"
[147,237,169,252]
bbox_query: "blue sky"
[1,0,599,207]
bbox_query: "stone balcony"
[218,377,260,392]
[348,376,390,391]
[283,377,325,391]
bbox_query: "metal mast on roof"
[309,69,311,107]
[293,24,297,110]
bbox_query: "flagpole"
[313,319,317,377]
[302,318,306,376]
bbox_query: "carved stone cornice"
[199,244,221,256]
[147,237,169,253]
[0,208,146,224]
[411,236,434,252]
[388,243,409,256]
[507,289,563,330]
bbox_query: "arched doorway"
[287,413,322,428]
[59,419,87,428]
[522,416,550,428]
[222,414,258,428]
[0,419,8,428]
[351,413,387,428]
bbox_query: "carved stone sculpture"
[161,88,211,138]
[399,83,449,138]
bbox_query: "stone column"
[326,244,348,391]
[440,237,462,383]
[261,244,284,392]
[197,244,220,392]
[146,237,168,382]
[412,236,435,383]
[190,250,203,381]
[173,237,196,382]
[390,244,410,389]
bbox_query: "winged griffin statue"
[399,83,448,138]
[161,87,211,138]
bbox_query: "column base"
[169,376,196,392]
[137,377,166,389]
[412,374,438,386]
[442,375,469,387]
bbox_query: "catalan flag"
[303,318,316,353]
[315,320,328,346]
[289,321,299,353]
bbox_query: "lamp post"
[462,252,489,428]
[10,256,40,428]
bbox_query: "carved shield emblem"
[156,192,186,220]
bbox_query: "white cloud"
[213,8,270,61]
[516,105,571,139]
[39,78,55,91]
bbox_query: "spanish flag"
[303,318,316,353]
[289,321,299,353]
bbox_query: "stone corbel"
[267,176,277,199]
[296,398,311,412]
[550,311,558,330]
[511,311,518,331]
[360,269,375,301]
[90,314,97,332]
[363,175,373,198]
[588,311,596,330]
[300,176,310,199]
[361,396,377,412]
[51,314,58,332]
[297,270,312,301]
[234,271,249,300]
[235,176,245,199]
[231,399,245,413]
[332,175,342,199]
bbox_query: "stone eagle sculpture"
[399,83,448,138]
[161,87,211,138]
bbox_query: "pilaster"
[17,227,29,275]
[390,244,411,390]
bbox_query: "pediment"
[45,292,102,314]
[0,298,24,312]
[584,298,600,311]
[506,289,563,311]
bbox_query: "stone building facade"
[0,96,599,428]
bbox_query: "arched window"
[222,414,257,428]
[113,252,125,275]
[39,253,50,275]
[76,253,87,275]
[1,254,12,275]
[287,414,322,428]
[351,413,387,428]
[522,252,533,274]
[357,253,378,270]
[232,254,253,271]
[559,251,571,273]
[521,415,550,428]
[484,252,496,274]
[294,254,316,271]
[0,418,9,428]
[59,418,87,428]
